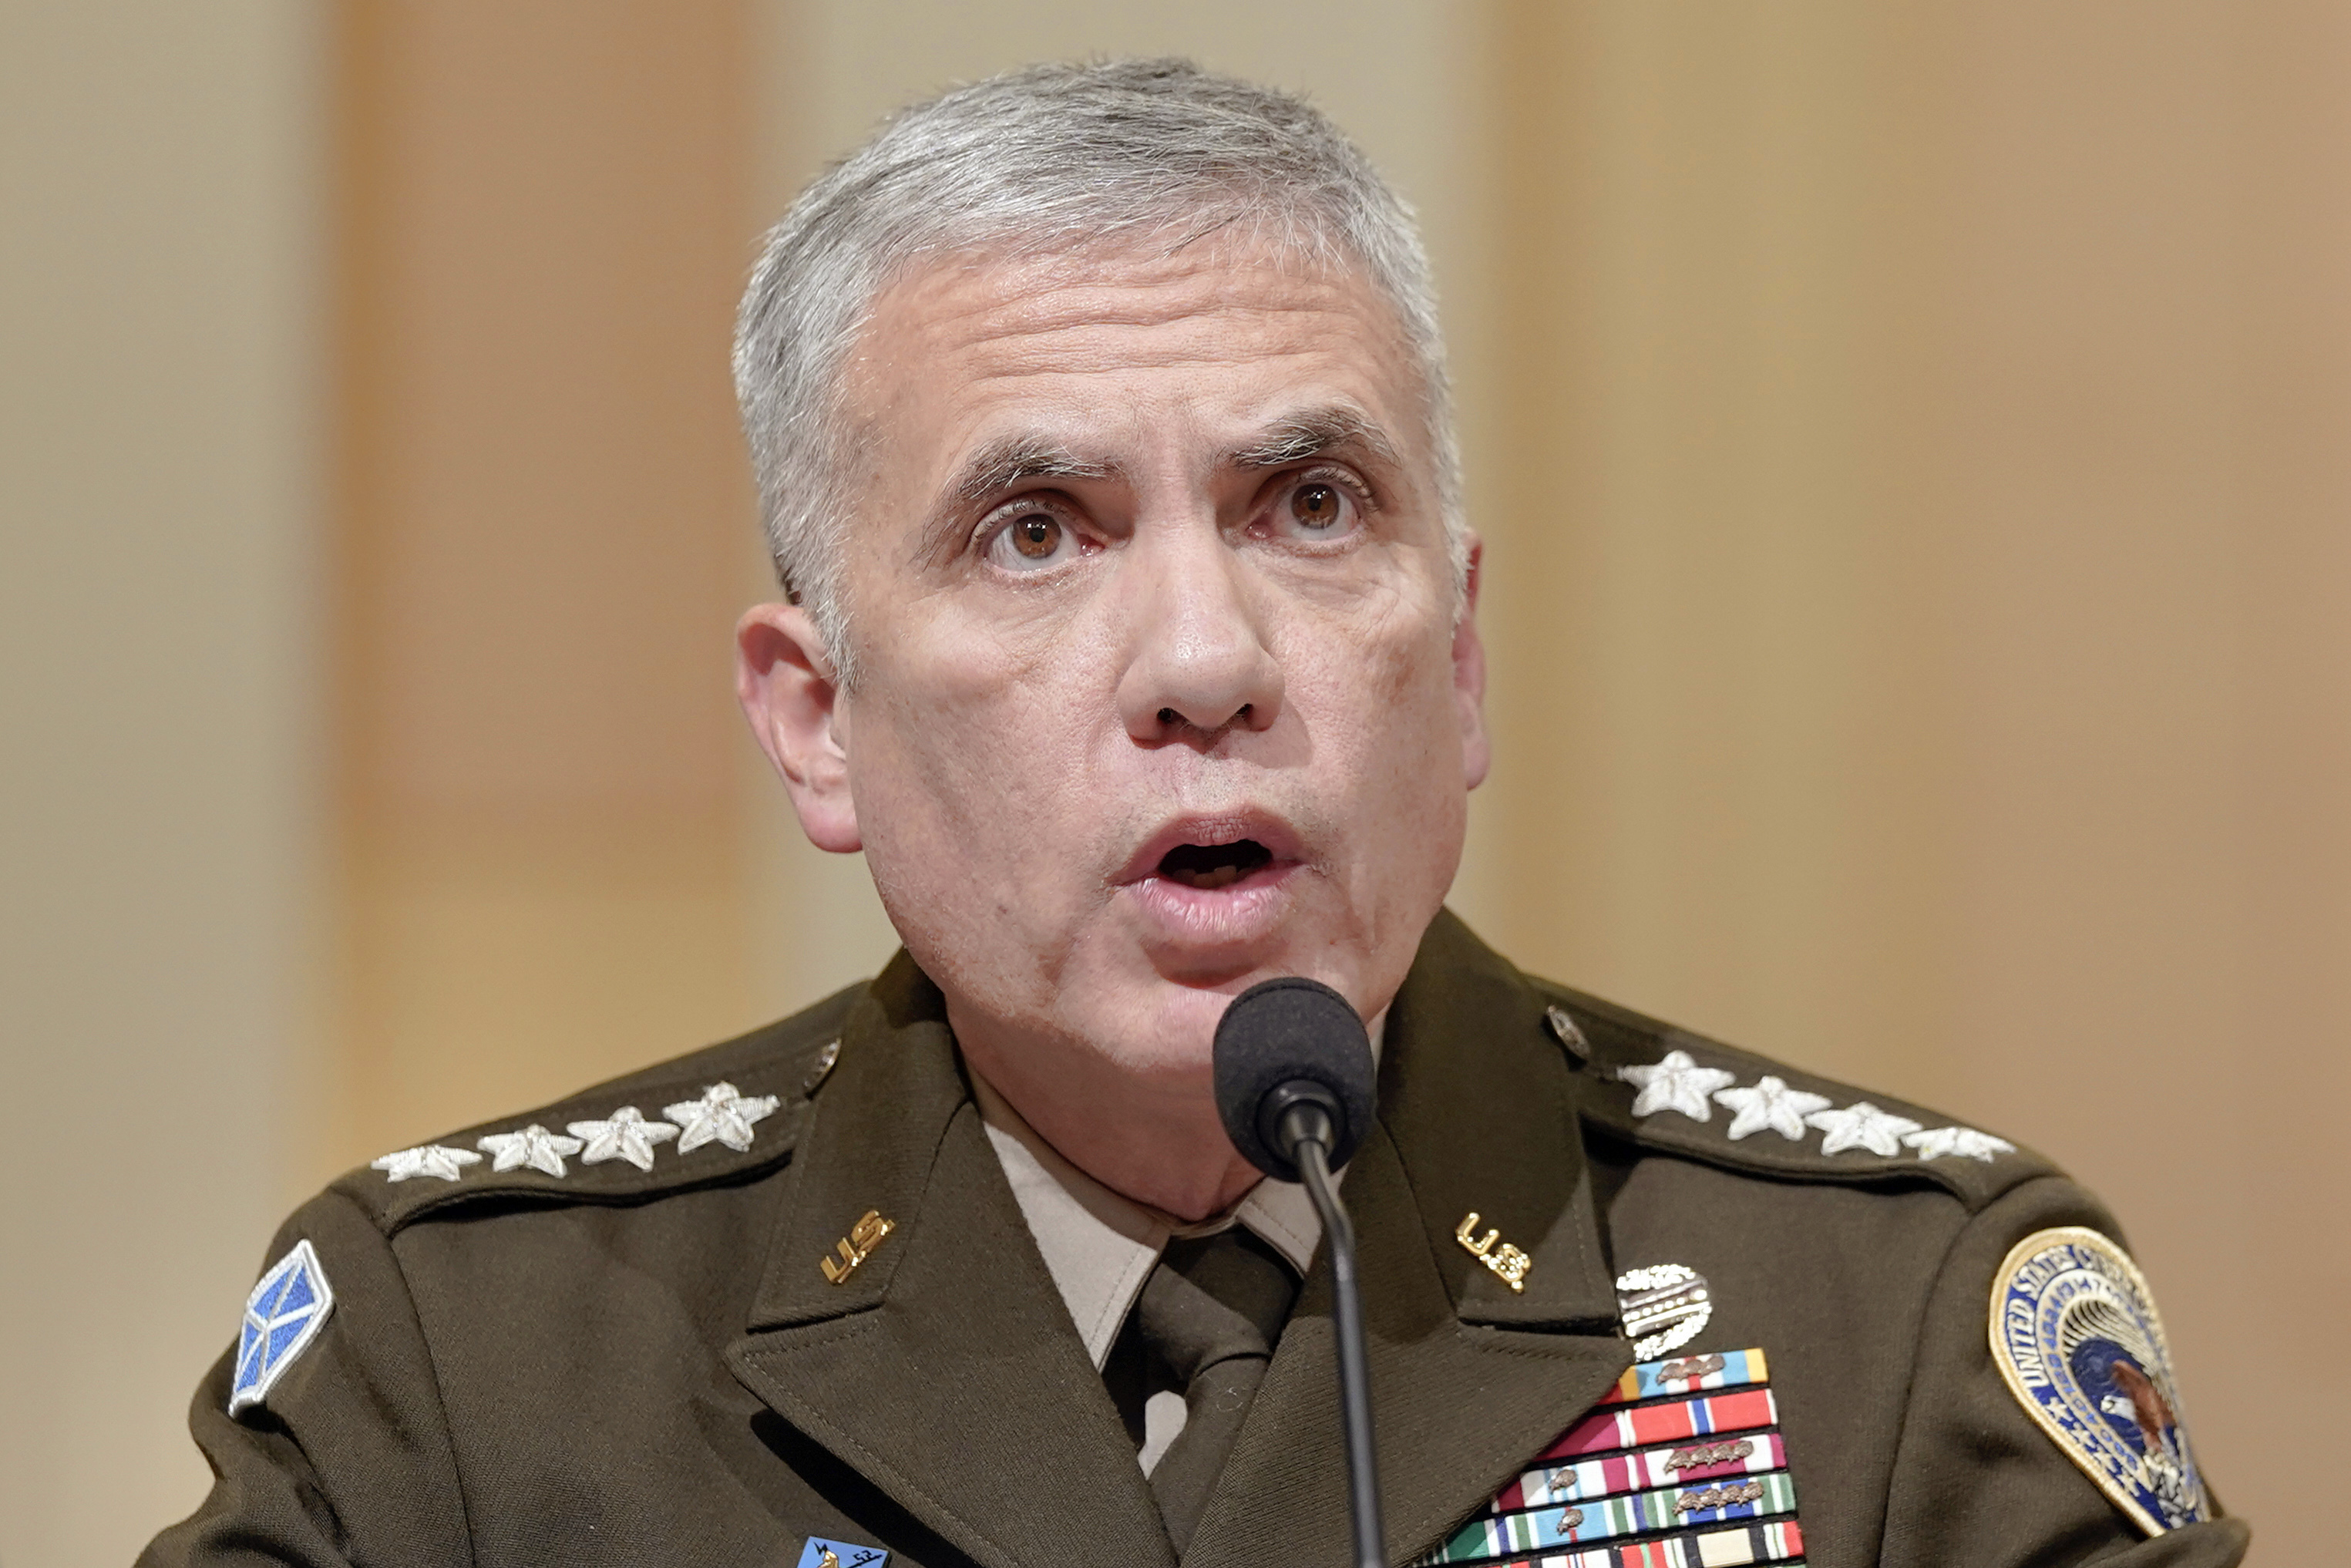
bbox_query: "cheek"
[1297,587,1464,772]
[843,602,1111,897]
[1283,588,1471,888]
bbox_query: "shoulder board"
[331,981,868,1236]
[1535,979,2057,1214]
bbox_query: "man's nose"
[1114,531,1283,745]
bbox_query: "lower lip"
[1120,861,1300,952]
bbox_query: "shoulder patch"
[1990,1226,2212,1535]
[230,1239,333,1414]
[1538,981,2050,1212]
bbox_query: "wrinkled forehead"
[837,236,1436,496]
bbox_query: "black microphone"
[1213,977,1385,1568]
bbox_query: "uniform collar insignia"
[1382,912,1621,1331]
[1455,1212,1532,1292]
[743,956,968,1331]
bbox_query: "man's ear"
[1452,533,1491,790]
[736,602,862,853]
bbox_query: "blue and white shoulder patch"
[796,1538,889,1568]
[229,1238,335,1415]
[1990,1226,2211,1535]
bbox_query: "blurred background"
[4,2,2340,1561]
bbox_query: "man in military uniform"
[144,61,2247,1568]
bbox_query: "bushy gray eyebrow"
[951,437,1118,504]
[911,438,1118,567]
[1223,404,1401,471]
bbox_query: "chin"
[1111,926,1362,1058]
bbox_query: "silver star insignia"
[476,1123,586,1176]
[1805,1100,1925,1157]
[1712,1075,1831,1140]
[370,1144,482,1183]
[662,1082,781,1155]
[1903,1125,2015,1162]
[565,1106,678,1171]
[1619,1049,1739,1122]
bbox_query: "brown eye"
[981,503,1084,572]
[1291,483,1342,530]
[1011,513,1061,558]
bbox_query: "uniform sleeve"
[1878,1175,2248,1567]
[138,1189,473,1567]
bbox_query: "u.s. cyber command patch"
[1989,1226,2211,1535]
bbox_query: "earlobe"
[735,604,863,853]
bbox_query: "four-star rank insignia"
[1991,1226,2211,1535]
[228,1239,334,1414]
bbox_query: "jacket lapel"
[1184,911,1633,1566]
[726,957,1174,1568]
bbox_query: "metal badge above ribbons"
[1615,1263,1711,1359]
[1989,1226,2211,1535]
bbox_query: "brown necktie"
[1113,1227,1300,1552]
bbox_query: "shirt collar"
[970,1013,1385,1370]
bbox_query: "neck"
[946,1001,1263,1223]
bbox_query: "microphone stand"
[1283,1105,1387,1568]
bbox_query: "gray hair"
[732,58,1462,682]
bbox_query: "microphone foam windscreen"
[1212,976,1376,1180]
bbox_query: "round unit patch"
[1989,1226,2210,1535]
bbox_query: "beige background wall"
[325,0,772,1175]
[0,3,325,1562]
[1471,16,2346,1564]
[2,3,2333,1563]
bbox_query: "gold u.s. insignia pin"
[819,1209,894,1284]
[1456,1211,1532,1292]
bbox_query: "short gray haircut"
[732,58,1462,681]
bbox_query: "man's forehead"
[847,240,1427,488]
[868,235,1402,355]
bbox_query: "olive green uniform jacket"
[143,912,2248,1566]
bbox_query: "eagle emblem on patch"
[1989,1226,2210,1534]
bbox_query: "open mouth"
[1157,838,1275,891]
